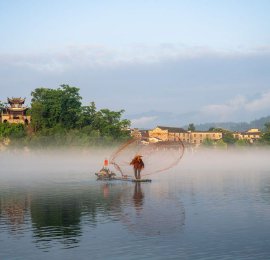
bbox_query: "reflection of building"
[233,129,261,143]
[1,98,31,125]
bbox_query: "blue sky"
[0,0,270,127]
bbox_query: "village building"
[233,128,261,143]
[147,126,222,145]
[132,126,264,146]
[148,126,188,142]
[130,128,142,139]
[0,98,31,125]
[189,131,223,145]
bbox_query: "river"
[0,148,270,259]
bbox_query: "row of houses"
[232,128,261,142]
[131,126,261,146]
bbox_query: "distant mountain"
[128,110,270,132]
[189,115,270,132]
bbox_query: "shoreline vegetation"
[1,84,270,150]
[0,85,130,150]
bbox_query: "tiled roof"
[241,132,261,135]
[157,126,187,133]
[191,131,222,133]
[8,97,25,104]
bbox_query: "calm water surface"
[0,149,270,259]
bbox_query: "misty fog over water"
[1,148,270,259]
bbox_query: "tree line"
[1,85,270,148]
[0,85,131,147]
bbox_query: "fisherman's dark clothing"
[130,157,144,179]
[134,168,141,180]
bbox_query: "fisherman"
[103,158,109,169]
[130,155,144,180]
[102,158,110,176]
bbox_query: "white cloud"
[1,44,270,124]
[245,92,270,111]
[201,92,270,121]
[2,44,269,74]
[131,116,158,128]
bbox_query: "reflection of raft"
[131,179,151,182]
[114,177,152,182]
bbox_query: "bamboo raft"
[95,175,151,182]
[115,177,152,182]
[95,168,151,182]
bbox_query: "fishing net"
[109,139,185,177]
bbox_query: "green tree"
[77,102,130,139]
[264,122,270,132]
[216,139,227,149]
[30,101,44,132]
[260,124,270,145]
[258,122,270,145]
[0,123,27,139]
[260,132,270,145]
[94,109,130,138]
[235,139,249,147]
[29,85,131,146]
[31,85,82,130]
[77,102,97,128]
[222,132,237,145]
[59,85,82,128]
[202,138,214,147]
[188,123,195,131]
[0,84,133,147]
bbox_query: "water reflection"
[133,182,144,210]
[0,191,31,233]
[31,192,82,249]
[0,180,185,253]
[121,182,185,237]
[2,150,270,259]
[260,175,270,204]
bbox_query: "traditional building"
[130,128,142,139]
[148,126,188,142]
[148,126,222,145]
[189,131,222,145]
[0,98,31,125]
[233,128,261,143]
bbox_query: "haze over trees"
[259,123,270,145]
[201,123,270,148]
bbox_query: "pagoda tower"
[0,97,31,125]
